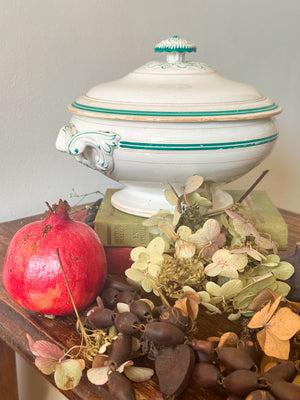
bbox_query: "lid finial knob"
[154,35,196,63]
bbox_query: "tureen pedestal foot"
[111,182,233,218]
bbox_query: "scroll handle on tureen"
[56,123,120,175]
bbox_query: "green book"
[94,189,156,247]
[94,189,288,250]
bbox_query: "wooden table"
[0,209,299,400]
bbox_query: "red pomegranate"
[2,200,107,315]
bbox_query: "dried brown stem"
[237,170,269,204]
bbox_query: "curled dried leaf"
[218,332,239,348]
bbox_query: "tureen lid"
[68,36,281,122]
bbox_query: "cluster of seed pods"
[190,338,300,400]
[86,279,300,400]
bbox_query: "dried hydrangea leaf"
[30,338,64,360]
[87,366,110,385]
[259,328,290,360]
[143,210,173,227]
[268,307,300,341]
[175,239,196,259]
[255,235,273,250]
[250,289,278,311]
[218,332,239,347]
[35,357,59,375]
[184,175,204,194]
[164,188,178,206]
[248,296,282,329]
[124,366,154,382]
[54,359,83,390]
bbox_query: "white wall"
[1,1,299,399]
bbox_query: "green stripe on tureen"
[119,133,278,151]
[71,101,280,117]
[154,35,196,53]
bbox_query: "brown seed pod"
[195,349,216,363]
[270,380,300,400]
[87,307,114,329]
[226,395,245,400]
[101,287,120,309]
[192,362,221,388]
[145,321,185,346]
[222,369,259,396]
[216,347,257,371]
[262,361,297,384]
[159,307,189,331]
[104,277,138,293]
[116,290,136,304]
[108,333,132,367]
[108,371,136,400]
[152,304,169,318]
[237,340,263,366]
[130,300,152,321]
[114,311,140,334]
[245,390,276,400]
[155,344,195,396]
[190,339,215,355]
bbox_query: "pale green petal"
[201,302,222,314]
[182,285,196,293]
[212,249,231,263]
[189,229,208,248]
[198,291,211,303]
[204,263,223,277]
[229,253,248,270]
[177,225,192,240]
[149,254,164,266]
[172,207,181,226]
[132,260,148,271]
[273,281,292,297]
[141,279,153,293]
[130,246,147,261]
[203,219,221,240]
[148,263,161,278]
[219,266,239,279]
[233,219,256,237]
[125,268,145,282]
[206,281,222,297]
[164,188,178,206]
[147,236,166,254]
[264,254,280,264]
[220,279,243,298]
[228,312,242,321]
[271,262,294,280]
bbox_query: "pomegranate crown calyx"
[45,199,71,218]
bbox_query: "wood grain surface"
[0,208,299,400]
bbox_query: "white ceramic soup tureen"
[56,36,281,217]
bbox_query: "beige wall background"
[1,1,300,399]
